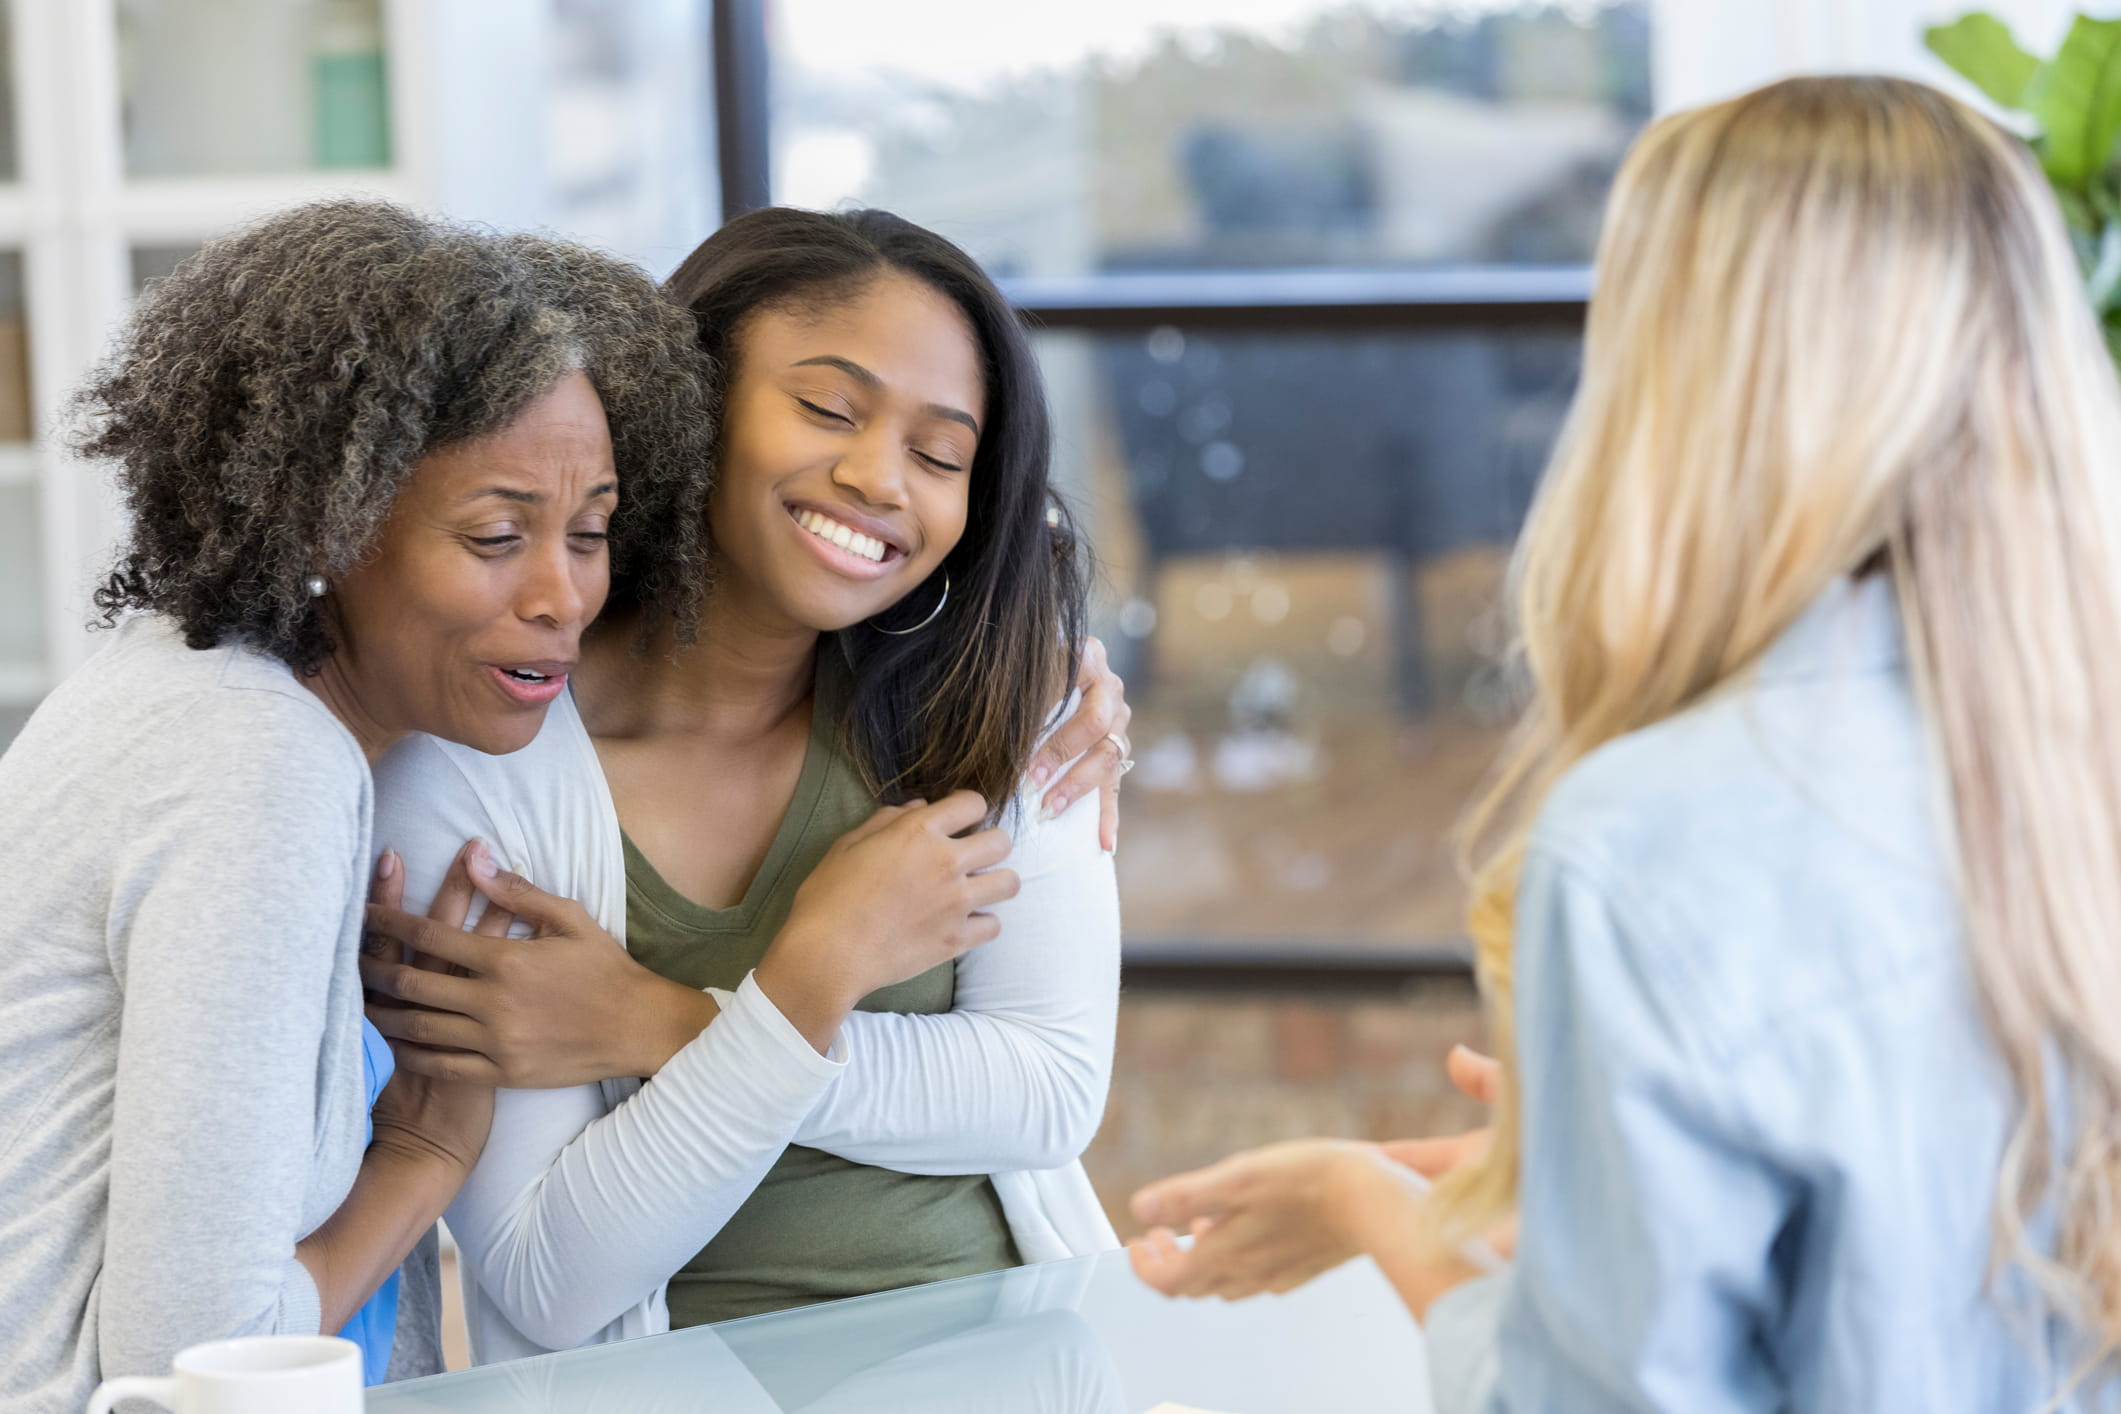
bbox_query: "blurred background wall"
[0,0,2089,1231]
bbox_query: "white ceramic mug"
[86,1335,361,1414]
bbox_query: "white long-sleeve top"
[370,685,1121,1363]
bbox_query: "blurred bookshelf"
[2,0,714,711]
[3,0,418,710]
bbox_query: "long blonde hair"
[1442,74,2121,1347]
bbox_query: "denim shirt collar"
[1754,573,1905,685]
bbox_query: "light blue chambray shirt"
[1425,575,2117,1413]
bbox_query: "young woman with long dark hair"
[359,207,1126,1362]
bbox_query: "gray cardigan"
[0,615,429,1413]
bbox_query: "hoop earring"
[870,571,949,636]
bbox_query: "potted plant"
[1927,11,2121,356]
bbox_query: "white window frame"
[1652,0,2081,115]
[8,0,710,701]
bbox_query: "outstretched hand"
[1129,1138,1420,1300]
[1127,1045,1511,1309]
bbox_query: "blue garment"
[337,1019,400,1385]
[1426,576,2116,1412]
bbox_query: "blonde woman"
[1128,74,2121,1410]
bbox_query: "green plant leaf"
[2092,172,2121,227]
[2059,182,2097,227]
[2026,15,2121,191]
[2085,218,2121,311]
[1924,13,2040,110]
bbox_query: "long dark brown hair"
[657,207,1089,814]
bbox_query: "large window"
[2,2,1657,969]
[736,0,1653,965]
[1039,324,1574,961]
[771,0,1650,275]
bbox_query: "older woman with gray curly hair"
[0,199,719,1411]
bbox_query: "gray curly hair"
[78,199,718,672]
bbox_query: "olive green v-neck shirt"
[619,651,1019,1328]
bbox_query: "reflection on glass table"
[369,1245,1428,1413]
[774,0,1650,277]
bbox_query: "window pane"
[0,246,37,712]
[131,244,199,293]
[119,0,391,177]
[0,251,29,444]
[0,481,40,672]
[773,0,1650,275]
[1043,323,1576,955]
[545,0,718,274]
[0,3,18,183]
[0,243,37,692]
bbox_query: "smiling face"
[325,368,617,754]
[708,272,986,634]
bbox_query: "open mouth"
[792,507,902,565]
[485,661,572,707]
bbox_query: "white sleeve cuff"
[1424,1269,1508,1414]
[278,1255,323,1336]
[727,970,850,1072]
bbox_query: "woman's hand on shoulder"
[1028,636,1132,851]
[758,791,1019,1052]
[361,841,718,1087]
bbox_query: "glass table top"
[369,1246,1431,1413]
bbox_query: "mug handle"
[87,1375,178,1414]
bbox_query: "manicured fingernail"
[1038,799,1062,825]
[375,849,398,881]
[1030,761,1054,787]
[467,839,496,881]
